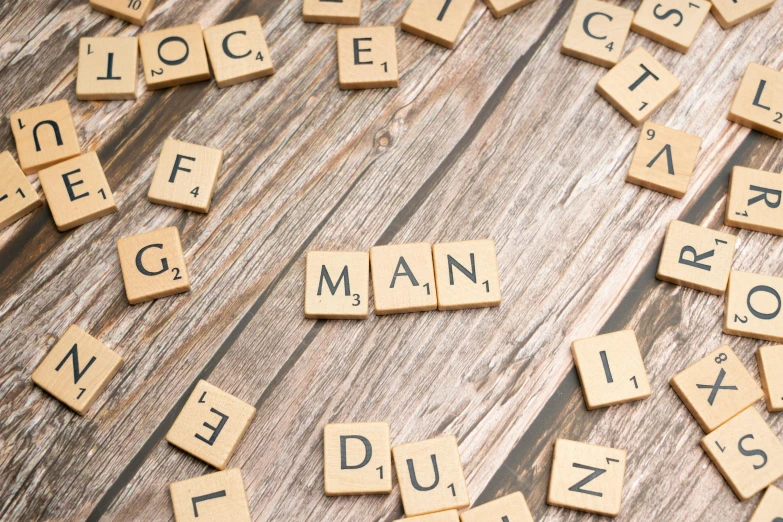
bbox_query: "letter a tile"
[460,492,534,522]
[432,239,501,311]
[148,138,223,213]
[725,167,783,236]
[370,242,437,315]
[631,0,710,54]
[170,468,251,522]
[31,325,123,415]
[203,16,275,88]
[90,0,157,26]
[728,63,783,139]
[401,0,476,49]
[10,100,81,174]
[139,24,210,90]
[757,345,783,412]
[337,26,398,90]
[77,37,139,100]
[323,422,392,495]
[392,435,470,516]
[167,380,256,470]
[724,271,783,343]
[749,485,783,522]
[0,151,42,230]
[395,511,460,522]
[547,438,626,517]
[710,0,774,29]
[560,0,634,68]
[304,251,369,319]
[303,0,362,24]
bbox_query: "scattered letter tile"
[90,0,157,26]
[0,151,42,230]
[10,100,81,174]
[701,407,783,500]
[725,271,783,343]
[31,325,123,415]
[148,138,224,213]
[304,251,369,319]
[337,26,398,90]
[657,220,736,295]
[626,122,702,198]
[392,435,470,517]
[324,422,392,495]
[484,0,537,18]
[571,330,651,410]
[303,0,362,24]
[547,438,626,517]
[670,345,763,432]
[725,166,783,236]
[460,492,534,522]
[432,239,501,311]
[560,0,634,68]
[596,47,680,126]
[710,0,774,29]
[757,345,783,412]
[728,63,783,139]
[370,242,437,315]
[170,468,251,522]
[139,24,210,90]
[38,151,117,232]
[77,37,139,100]
[401,0,476,49]
[631,0,710,54]
[203,16,275,88]
[117,226,190,304]
[749,485,783,522]
[395,511,460,522]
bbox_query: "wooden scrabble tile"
[484,0,537,18]
[595,47,680,126]
[337,27,398,90]
[725,271,783,343]
[116,226,190,304]
[304,251,369,319]
[571,330,651,410]
[657,220,736,295]
[323,422,392,495]
[725,167,783,236]
[392,435,470,516]
[369,242,437,315]
[170,468,251,522]
[710,0,774,29]
[459,492,534,522]
[148,138,223,213]
[303,0,362,24]
[670,345,763,432]
[10,100,81,174]
[0,151,42,230]
[31,325,123,415]
[631,0,710,54]
[749,485,783,522]
[90,0,157,26]
[167,380,255,469]
[560,0,634,68]
[203,16,275,89]
[38,152,117,232]
[728,63,783,139]
[401,0,476,49]
[701,407,783,500]
[77,37,139,100]
[432,239,501,311]
[547,438,626,517]
[139,24,210,90]
[395,511,460,522]
[626,122,702,198]
[757,345,783,412]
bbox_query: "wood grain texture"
[1,0,782,521]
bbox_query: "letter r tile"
[323,422,392,495]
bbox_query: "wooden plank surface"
[1,0,782,520]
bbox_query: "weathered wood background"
[1,0,782,520]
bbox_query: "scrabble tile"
[432,239,501,311]
[167,380,256,469]
[303,0,362,24]
[170,468,251,522]
[757,345,783,412]
[304,251,369,319]
[77,37,139,100]
[710,0,774,29]
[725,271,783,343]
[203,16,275,89]
[749,485,783,522]
[90,0,157,26]
[459,492,534,522]
[728,63,783,139]
[116,226,190,304]
[139,24,210,90]
[670,345,763,432]
[571,330,651,410]
[626,122,702,198]
[560,0,634,68]
[656,220,736,295]
[396,511,460,522]
[401,0,476,49]
[701,407,783,500]
[0,151,42,230]
[369,242,437,315]
[10,100,81,174]
[725,167,783,236]
[337,27,398,90]
[595,47,680,126]
[31,325,123,415]
[631,0,710,54]
[392,435,470,517]
[547,438,626,517]
[483,0,537,18]
[323,422,392,495]
[148,139,223,213]
[38,152,117,232]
